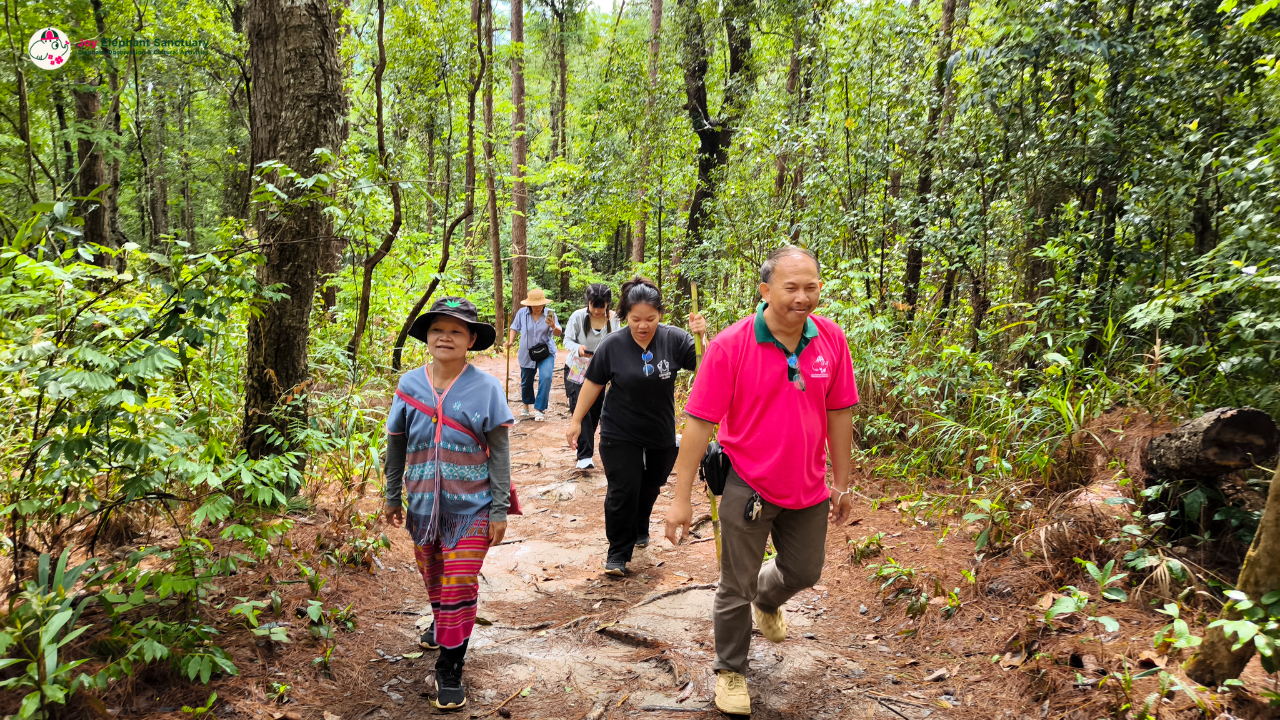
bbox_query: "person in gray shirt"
[561,283,622,469]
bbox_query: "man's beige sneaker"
[752,604,787,643]
[714,671,751,715]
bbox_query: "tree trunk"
[7,5,37,202]
[73,85,109,256]
[425,120,438,242]
[150,92,170,243]
[345,0,403,363]
[1081,0,1136,365]
[510,0,529,308]
[557,18,569,160]
[180,92,195,241]
[1081,177,1120,362]
[1190,164,1218,256]
[483,0,504,338]
[1144,408,1279,479]
[91,0,127,255]
[242,0,348,459]
[631,0,663,267]
[679,0,754,291]
[553,8,571,295]
[54,88,74,187]
[970,263,988,350]
[1186,461,1280,686]
[902,0,955,326]
[391,0,483,370]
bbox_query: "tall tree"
[632,0,664,267]
[149,91,170,243]
[902,0,956,326]
[345,0,404,362]
[510,0,530,307]
[483,0,505,339]
[536,0,579,298]
[91,0,127,254]
[72,83,109,254]
[392,0,485,370]
[242,0,348,458]
[678,0,755,289]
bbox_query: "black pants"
[599,438,679,563]
[564,368,605,462]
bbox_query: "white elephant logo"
[28,27,71,70]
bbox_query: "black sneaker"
[634,534,650,548]
[419,624,439,650]
[603,560,628,577]
[431,665,467,710]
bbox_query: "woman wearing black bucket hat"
[383,296,516,712]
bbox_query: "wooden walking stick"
[690,282,722,563]
[505,338,511,401]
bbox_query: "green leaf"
[1092,616,1120,633]
[1048,595,1084,618]
[41,609,75,647]
[1102,587,1129,602]
[1240,0,1280,26]
[20,690,41,719]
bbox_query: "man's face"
[759,255,821,327]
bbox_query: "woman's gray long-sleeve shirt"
[383,425,512,521]
[562,307,621,356]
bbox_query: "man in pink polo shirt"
[665,245,858,716]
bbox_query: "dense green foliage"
[2,0,1279,712]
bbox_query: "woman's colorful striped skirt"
[413,522,491,650]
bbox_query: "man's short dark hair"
[760,245,821,284]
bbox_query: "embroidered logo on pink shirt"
[810,354,830,378]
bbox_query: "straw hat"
[521,289,551,306]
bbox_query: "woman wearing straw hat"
[383,296,516,711]
[505,288,562,421]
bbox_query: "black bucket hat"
[408,296,497,352]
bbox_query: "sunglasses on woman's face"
[641,350,654,376]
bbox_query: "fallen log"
[1144,407,1278,479]
[1186,462,1280,686]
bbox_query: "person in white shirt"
[561,284,621,469]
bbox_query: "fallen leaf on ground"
[1035,593,1062,611]
[1000,649,1027,669]
[323,712,342,720]
[1136,651,1166,670]
[676,681,695,703]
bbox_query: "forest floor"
[106,351,1278,720]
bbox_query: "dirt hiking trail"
[189,352,1187,720]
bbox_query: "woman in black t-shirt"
[565,277,706,575]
